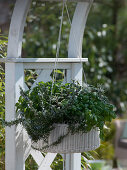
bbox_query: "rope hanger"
[53,1,65,81]
[53,0,94,85]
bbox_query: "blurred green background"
[0,0,127,169]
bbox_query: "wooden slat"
[66,70,71,83]
[24,83,29,91]
[24,63,71,70]
[23,129,31,161]
[0,57,88,63]
[31,70,52,89]
[38,153,57,170]
[5,63,25,170]
[30,149,44,167]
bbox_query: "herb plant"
[4,81,116,145]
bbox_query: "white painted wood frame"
[5,0,93,169]
[5,0,32,169]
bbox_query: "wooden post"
[5,0,31,169]
[68,2,92,59]
[5,63,24,170]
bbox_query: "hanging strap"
[65,0,94,85]
[52,0,94,84]
[53,1,65,82]
[51,1,65,99]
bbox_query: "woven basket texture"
[32,124,100,153]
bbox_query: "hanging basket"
[11,81,115,153]
[32,124,100,153]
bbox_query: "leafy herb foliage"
[5,81,116,145]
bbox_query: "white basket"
[32,124,100,153]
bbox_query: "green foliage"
[82,152,95,170]
[0,67,5,119]
[95,121,116,160]
[5,81,115,148]
[0,68,5,170]
[25,155,38,170]
[0,33,6,169]
[24,69,38,88]
[83,1,127,115]
[51,154,63,170]
[23,1,76,58]
[0,34,7,58]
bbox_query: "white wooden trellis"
[1,0,94,169]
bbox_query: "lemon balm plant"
[4,81,116,150]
